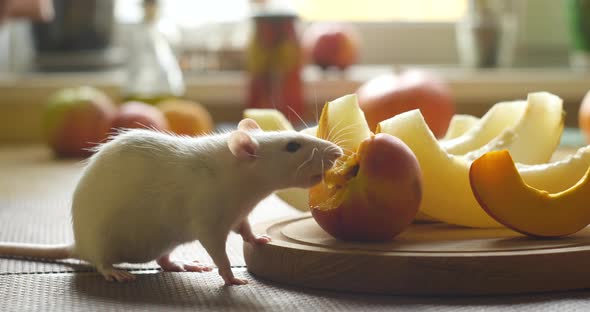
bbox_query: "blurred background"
[0,0,589,147]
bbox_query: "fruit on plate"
[357,69,455,137]
[470,150,590,237]
[309,94,422,241]
[243,108,294,131]
[440,100,526,154]
[316,94,372,155]
[157,99,213,136]
[111,101,169,131]
[464,93,563,165]
[442,114,480,140]
[377,92,564,228]
[377,109,499,227]
[42,86,117,158]
[310,133,423,241]
[578,90,590,143]
[302,22,359,70]
[517,145,590,192]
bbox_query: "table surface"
[3,145,590,312]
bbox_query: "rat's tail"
[0,243,74,260]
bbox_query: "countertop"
[2,66,590,143]
[2,145,590,311]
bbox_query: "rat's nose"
[325,145,343,164]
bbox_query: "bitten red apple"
[42,86,117,158]
[357,69,455,137]
[303,22,360,70]
[310,133,422,241]
[308,95,422,241]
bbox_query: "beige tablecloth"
[2,146,590,312]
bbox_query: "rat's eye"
[285,141,301,153]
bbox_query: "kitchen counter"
[3,145,590,311]
[1,66,590,144]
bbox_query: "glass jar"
[122,0,184,104]
[245,2,304,125]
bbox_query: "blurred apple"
[357,69,455,137]
[303,22,360,70]
[157,99,214,136]
[42,86,117,158]
[578,90,590,143]
[111,101,169,131]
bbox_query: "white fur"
[0,127,342,284]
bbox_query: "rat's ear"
[237,118,262,132]
[228,130,259,160]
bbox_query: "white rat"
[0,118,342,285]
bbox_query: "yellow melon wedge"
[377,92,564,228]
[518,145,590,193]
[378,109,500,227]
[470,150,590,237]
[317,94,372,156]
[461,92,564,165]
[440,100,526,154]
[442,114,480,140]
[243,108,294,131]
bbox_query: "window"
[114,0,569,68]
[116,0,467,25]
[296,0,466,22]
[115,0,250,26]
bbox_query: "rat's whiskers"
[296,147,317,177]
[324,119,343,142]
[329,124,357,144]
[287,105,308,129]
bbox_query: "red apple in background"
[42,86,117,158]
[111,101,169,131]
[303,22,360,70]
[578,89,590,143]
[357,70,455,137]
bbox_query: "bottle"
[455,0,517,68]
[122,0,184,105]
[245,0,304,125]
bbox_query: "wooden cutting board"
[244,214,590,295]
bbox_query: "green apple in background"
[43,86,117,158]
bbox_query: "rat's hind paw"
[182,260,214,272]
[160,260,213,273]
[99,267,136,282]
[157,255,213,272]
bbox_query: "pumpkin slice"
[469,150,590,237]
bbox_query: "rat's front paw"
[224,277,249,286]
[251,234,271,245]
[219,270,248,286]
